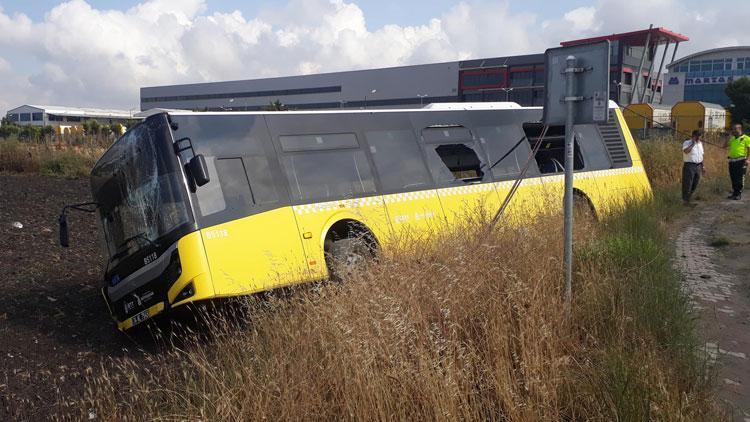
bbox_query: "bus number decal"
[205,229,229,240]
[143,252,158,266]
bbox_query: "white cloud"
[564,7,598,32]
[0,0,746,117]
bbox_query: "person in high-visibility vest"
[726,123,750,200]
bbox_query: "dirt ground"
[0,173,145,420]
[674,193,750,421]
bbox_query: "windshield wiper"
[110,232,160,262]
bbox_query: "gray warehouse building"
[141,54,545,112]
[141,27,687,112]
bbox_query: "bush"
[39,150,96,177]
[0,139,37,172]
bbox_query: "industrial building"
[140,27,687,111]
[4,105,136,128]
[662,46,750,107]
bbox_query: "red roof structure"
[561,27,689,46]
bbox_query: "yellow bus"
[77,102,650,330]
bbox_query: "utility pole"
[562,55,579,308]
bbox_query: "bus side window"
[433,144,484,182]
[278,133,376,202]
[421,126,489,185]
[365,130,433,192]
[215,158,254,211]
[243,154,279,205]
[195,156,227,216]
[474,125,536,181]
[522,123,584,174]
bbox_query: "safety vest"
[728,134,750,159]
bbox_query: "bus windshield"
[91,115,191,265]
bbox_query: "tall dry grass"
[0,140,103,177]
[81,199,719,420]
[638,135,726,191]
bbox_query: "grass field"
[69,135,727,420]
[0,139,102,177]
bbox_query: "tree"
[0,119,20,139]
[265,99,287,111]
[18,125,41,141]
[82,119,101,135]
[40,125,55,142]
[725,76,750,124]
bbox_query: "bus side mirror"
[188,154,210,187]
[59,213,69,247]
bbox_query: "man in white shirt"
[682,130,705,205]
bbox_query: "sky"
[0,0,747,116]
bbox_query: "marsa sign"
[669,76,735,86]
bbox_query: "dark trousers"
[729,160,747,197]
[682,162,702,202]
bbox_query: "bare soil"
[0,173,144,420]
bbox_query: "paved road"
[675,198,750,421]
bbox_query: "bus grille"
[596,110,632,168]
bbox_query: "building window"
[623,73,633,85]
[460,69,505,89]
[509,70,533,87]
[7,113,19,122]
[32,112,43,121]
[689,60,701,73]
[19,113,31,122]
[677,63,689,73]
[142,85,343,104]
[532,65,545,85]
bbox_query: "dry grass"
[0,140,103,177]
[45,133,720,420]
[81,211,718,420]
[638,135,726,192]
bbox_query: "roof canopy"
[561,27,689,47]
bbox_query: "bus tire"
[325,237,372,280]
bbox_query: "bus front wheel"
[324,221,377,280]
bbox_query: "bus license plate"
[131,309,150,326]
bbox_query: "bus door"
[170,114,310,295]
[412,112,500,227]
[359,113,445,246]
[266,114,391,280]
